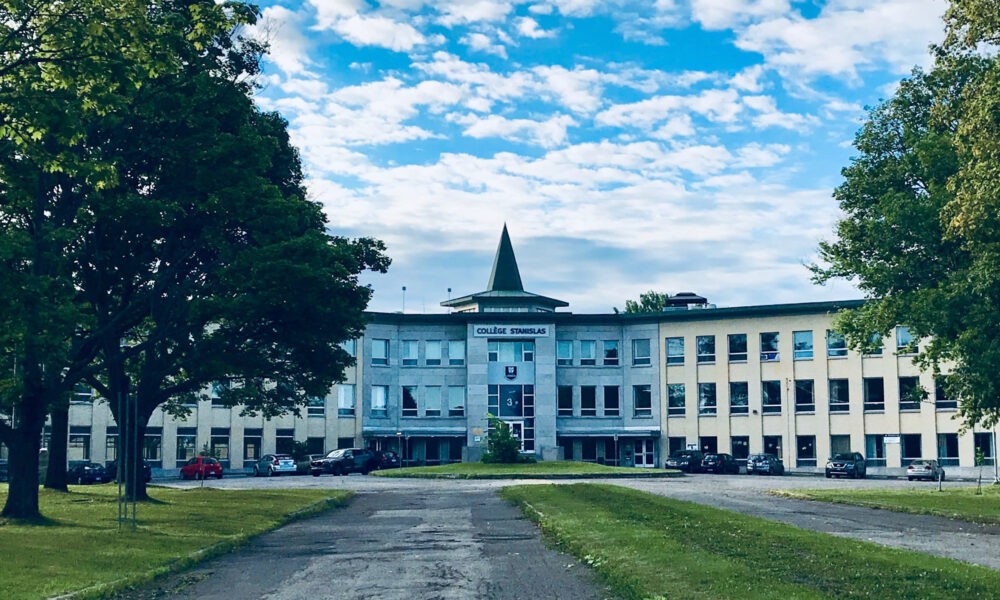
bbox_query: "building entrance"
[634,439,655,467]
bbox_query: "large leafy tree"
[813,27,1000,427]
[617,290,670,314]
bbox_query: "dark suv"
[825,452,867,479]
[701,453,740,474]
[310,448,377,476]
[665,450,705,473]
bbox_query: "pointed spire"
[487,224,524,292]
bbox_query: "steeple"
[487,224,524,292]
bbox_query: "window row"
[369,385,466,418]
[557,385,621,417]
[371,339,466,367]
[556,340,620,366]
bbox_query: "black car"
[664,450,705,473]
[701,453,740,474]
[310,448,378,476]
[825,452,867,479]
[106,459,153,483]
[68,461,109,484]
[746,453,785,475]
[374,450,401,470]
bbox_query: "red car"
[179,456,223,480]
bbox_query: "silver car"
[253,454,298,477]
[907,459,945,481]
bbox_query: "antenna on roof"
[402,286,407,313]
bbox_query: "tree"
[617,290,670,314]
[481,415,525,464]
[811,48,1000,427]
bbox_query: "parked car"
[310,448,377,476]
[907,459,946,481]
[253,454,298,477]
[746,453,785,475]
[68,461,109,484]
[179,456,223,480]
[701,453,740,474]
[106,459,153,483]
[374,450,401,470]
[825,452,867,479]
[664,450,705,473]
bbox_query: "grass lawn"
[0,483,350,600]
[773,484,1000,525]
[372,461,679,479]
[503,483,1000,600]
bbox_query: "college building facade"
[37,227,998,477]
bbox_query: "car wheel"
[217,472,223,479]
[908,476,914,481]
[268,466,275,477]
[940,473,945,482]
[312,471,320,477]
[825,472,831,478]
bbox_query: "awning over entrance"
[363,427,466,438]
[556,429,659,438]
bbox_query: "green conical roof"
[487,224,524,292]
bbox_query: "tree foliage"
[618,290,670,314]
[813,7,1000,427]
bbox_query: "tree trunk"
[44,404,69,492]
[125,416,149,501]
[1,400,45,520]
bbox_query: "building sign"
[884,434,900,444]
[473,325,550,337]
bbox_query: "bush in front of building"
[482,415,536,464]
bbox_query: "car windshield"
[909,460,930,467]
[326,450,344,458]
[672,451,696,458]
[704,454,720,460]
[274,455,292,460]
[832,453,855,461]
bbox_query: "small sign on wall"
[884,434,900,444]
[474,436,481,443]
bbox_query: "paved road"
[119,486,611,600]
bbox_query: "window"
[603,340,619,365]
[898,376,923,411]
[72,383,94,404]
[603,386,620,416]
[632,339,651,366]
[210,427,229,465]
[402,386,418,417]
[371,386,388,417]
[698,383,717,416]
[558,386,574,416]
[557,340,573,366]
[143,427,162,467]
[667,383,685,416]
[974,432,995,466]
[581,439,597,462]
[448,340,466,365]
[580,386,597,416]
[700,436,718,454]
[244,429,262,463]
[307,396,325,416]
[668,436,686,456]
[829,379,850,413]
[793,330,813,360]
[696,335,716,363]
[68,426,91,461]
[935,377,957,410]
[402,340,418,366]
[761,380,781,414]
[729,382,749,415]
[865,434,886,466]
[338,385,355,416]
[424,386,442,417]
[633,385,652,417]
[830,434,851,456]
[795,380,814,413]
[340,339,356,357]
[666,337,684,365]
[176,428,197,462]
[448,386,465,417]
[797,435,817,467]
[372,339,389,366]
[337,437,354,449]
[760,332,779,361]
[827,330,847,358]
[763,435,782,458]
[488,341,534,362]
[580,340,596,366]
[896,326,915,353]
[426,340,442,366]
[306,437,324,455]
[210,381,230,407]
[901,434,922,463]
[863,378,885,411]
[732,436,750,462]
[937,433,959,466]
[728,333,747,362]
[863,332,883,356]
[276,429,294,455]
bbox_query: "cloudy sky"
[250,0,947,314]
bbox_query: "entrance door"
[503,421,524,451]
[633,440,655,468]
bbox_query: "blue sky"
[249,0,947,313]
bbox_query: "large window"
[667,383,685,416]
[793,330,813,360]
[863,378,885,411]
[729,382,749,415]
[632,339,651,366]
[896,326,915,353]
[603,340,619,366]
[633,385,652,417]
[698,383,717,416]
[864,332,884,356]
[732,436,750,462]
[338,385,355,416]
[143,427,162,467]
[935,377,957,410]
[696,335,715,363]
[865,434,886,466]
[901,434,922,463]
[340,339,356,357]
[307,396,325,416]
[372,339,389,366]
[760,332,779,361]
[795,379,814,413]
[276,429,294,455]
[68,426,91,461]
[558,386,573,416]
[210,428,229,466]
[603,386,620,416]
[829,379,850,413]
[898,376,922,411]
[761,380,781,414]
[937,433,959,466]
[402,386,418,417]
[557,340,573,366]
[448,340,466,365]
[488,341,534,362]
[426,340,442,366]
[244,429,262,463]
[797,435,817,467]
[974,432,995,466]
[580,340,596,366]
[424,386,442,417]
[827,330,847,358]
[448,386,465,417]
[666,337,684,365]
[401,340,418,366]
[371,386,388,417]
[176,427,197,462]
[72,383,94,404]
[580,386,597,416]
[728,333,747,362]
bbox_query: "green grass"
[0,483,350,600]
[773,484,1000,525]
[372,461,679,479]
[502,483,1000,600]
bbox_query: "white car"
[253,454,299,476]
[907,459,945,481]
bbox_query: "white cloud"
[516,16,555,38]
[691,0,791,30]
[435,0,515,26]
[532,65,604,114]
[329,14,429,51]
[251,6,315,77]
[307,0,366,28]
[729,64,766,92]
[454,113,576,147]
[743,95,818,131]
[461,32,508,57]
